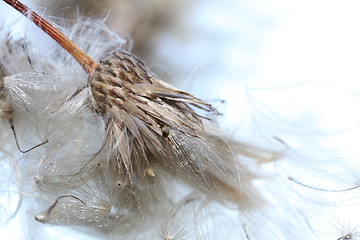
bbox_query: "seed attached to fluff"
[0,70,12,120]
[3,0,277,228]
[0,68,48,152]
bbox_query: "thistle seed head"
[88,50,268,204]
[89,50,215,140]
[88,50,218,177]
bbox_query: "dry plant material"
[337,225,360,240]
[0,69,12,121]
[2,1,360,239]
[2,0,278,235]
[0,68,48,153]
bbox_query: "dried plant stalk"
[3,0,98,73]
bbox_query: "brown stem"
[3,0,99,73]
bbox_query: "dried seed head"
[2,0,276,207]
[89,50,215,152]
[87,50,265,204]
[2,0,279,232]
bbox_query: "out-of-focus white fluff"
[0,1,359,240]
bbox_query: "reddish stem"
[3,0,99,73]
